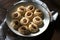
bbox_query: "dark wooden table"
[0,0,60,40]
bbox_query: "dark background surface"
[0,0,60,40]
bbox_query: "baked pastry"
[33,16,43,25]
[20,17,29,25]
[10,20,20,30]
[25,11,33,19]
[17,6,26,15]
[29,22,39,33]
[18,26,30,35]
[34,9,42,17]
[11,11,21,19]
[26,5,35,12]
